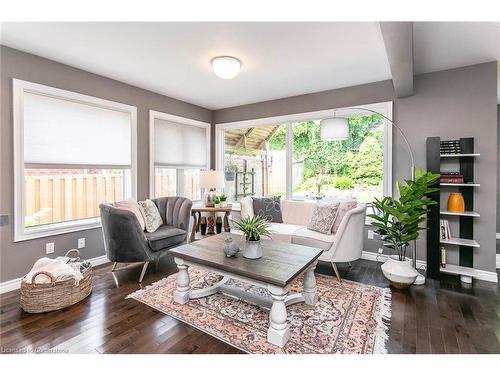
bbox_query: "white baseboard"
[361,250,498,283]
[0,253,110,295]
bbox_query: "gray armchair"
[99,196,192,285]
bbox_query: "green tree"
[350,135,383,185]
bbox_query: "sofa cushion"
[145,225,187,251]
[268,223,303,243]
[292,227,335,251]
[281,200,316,226]
[138,199,163,233]
[332,199,357,233]
[240,196,254,218]
[252,196,283,223]
[307,203,339,234]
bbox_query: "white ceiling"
[1,22,499,108]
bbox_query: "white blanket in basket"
[24,257,84,285]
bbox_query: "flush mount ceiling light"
[320,117,349,140]
[211,56,241,79]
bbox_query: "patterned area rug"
[127,268,391,354]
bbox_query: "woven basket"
[20,249,92,313]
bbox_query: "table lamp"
[199,170,225,207]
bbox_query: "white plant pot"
[220,201,227,208]
[243,240,262,259]
[381,255,419,289]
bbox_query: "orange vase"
[447,192,465,213]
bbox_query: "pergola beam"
[380,22,414,98]
[234,127,256,148]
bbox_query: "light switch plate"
[367,230,375,240]
[77,238,85,249]
[46,242,55,254]
[378,248,384,254]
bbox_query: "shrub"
[334,176,354,190]
[350,136,383,185]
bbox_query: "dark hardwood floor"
[1,257,499,354]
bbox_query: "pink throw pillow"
[115,198,146,231]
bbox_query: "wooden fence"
[26,171,201,227]
[25,174,123,226]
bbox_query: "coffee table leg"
[267,285,290,348]
[303,260,318,305]
[173,258,190,304]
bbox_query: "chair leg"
[110,262,119,287]
[139,262,149,283]
[331,262,341,282]
[348,262,352,268]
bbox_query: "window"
[216,103,392,204]
[149,111,210,201]
[13,79,137,241]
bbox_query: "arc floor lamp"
[320,107,424,285]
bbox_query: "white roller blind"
[154,118,207,168]
[24,92,132,166]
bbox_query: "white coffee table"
[169,233,323,348]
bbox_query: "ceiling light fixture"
[211,56,241,79]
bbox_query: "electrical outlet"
[378,248,384,254]
[367,230,375,240]
[46,242,55,254]
[78,238,85,249]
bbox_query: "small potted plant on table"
[231,216,271,259]
[369,169,439,289]
[219,193,228,208]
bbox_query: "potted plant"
[368,168,439,289]
[225,159,238,181]
[218,193,228,208]
[213,195,221,208]
[231,216,271,259]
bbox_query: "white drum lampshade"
[320,117,349,141]
[199,170,225,189]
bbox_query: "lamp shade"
[199,170,225,189]
[320,117,349,141]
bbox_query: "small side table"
[190,207,231,242]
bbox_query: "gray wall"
[0,46,211,282]
[213,62,498,273]
[497,105,500,255]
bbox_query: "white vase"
[243,240,262,259]
[381,255,419,289]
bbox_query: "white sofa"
[240,197,367,281]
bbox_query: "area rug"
[126,268,391,354]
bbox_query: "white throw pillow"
[138,199,163,233]
[115,198,146,231]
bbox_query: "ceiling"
[1,22,499,109]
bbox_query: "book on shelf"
[440,140,461,154]
[440,219,452,240]
[440,177,465,183]
[440,172,464,183]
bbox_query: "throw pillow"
[138,199,163,233]
[115,198,146,231]
[252,196,283,223]
[307,203,340,234]
[331,199,357,233]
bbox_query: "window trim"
[149,110,211,199]
[215,101,393,199]
[13,79,138,242]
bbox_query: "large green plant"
[368,169,440,261]
[231,216,271,241]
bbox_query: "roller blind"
[23,92,132,167]
[154,118,207,168]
